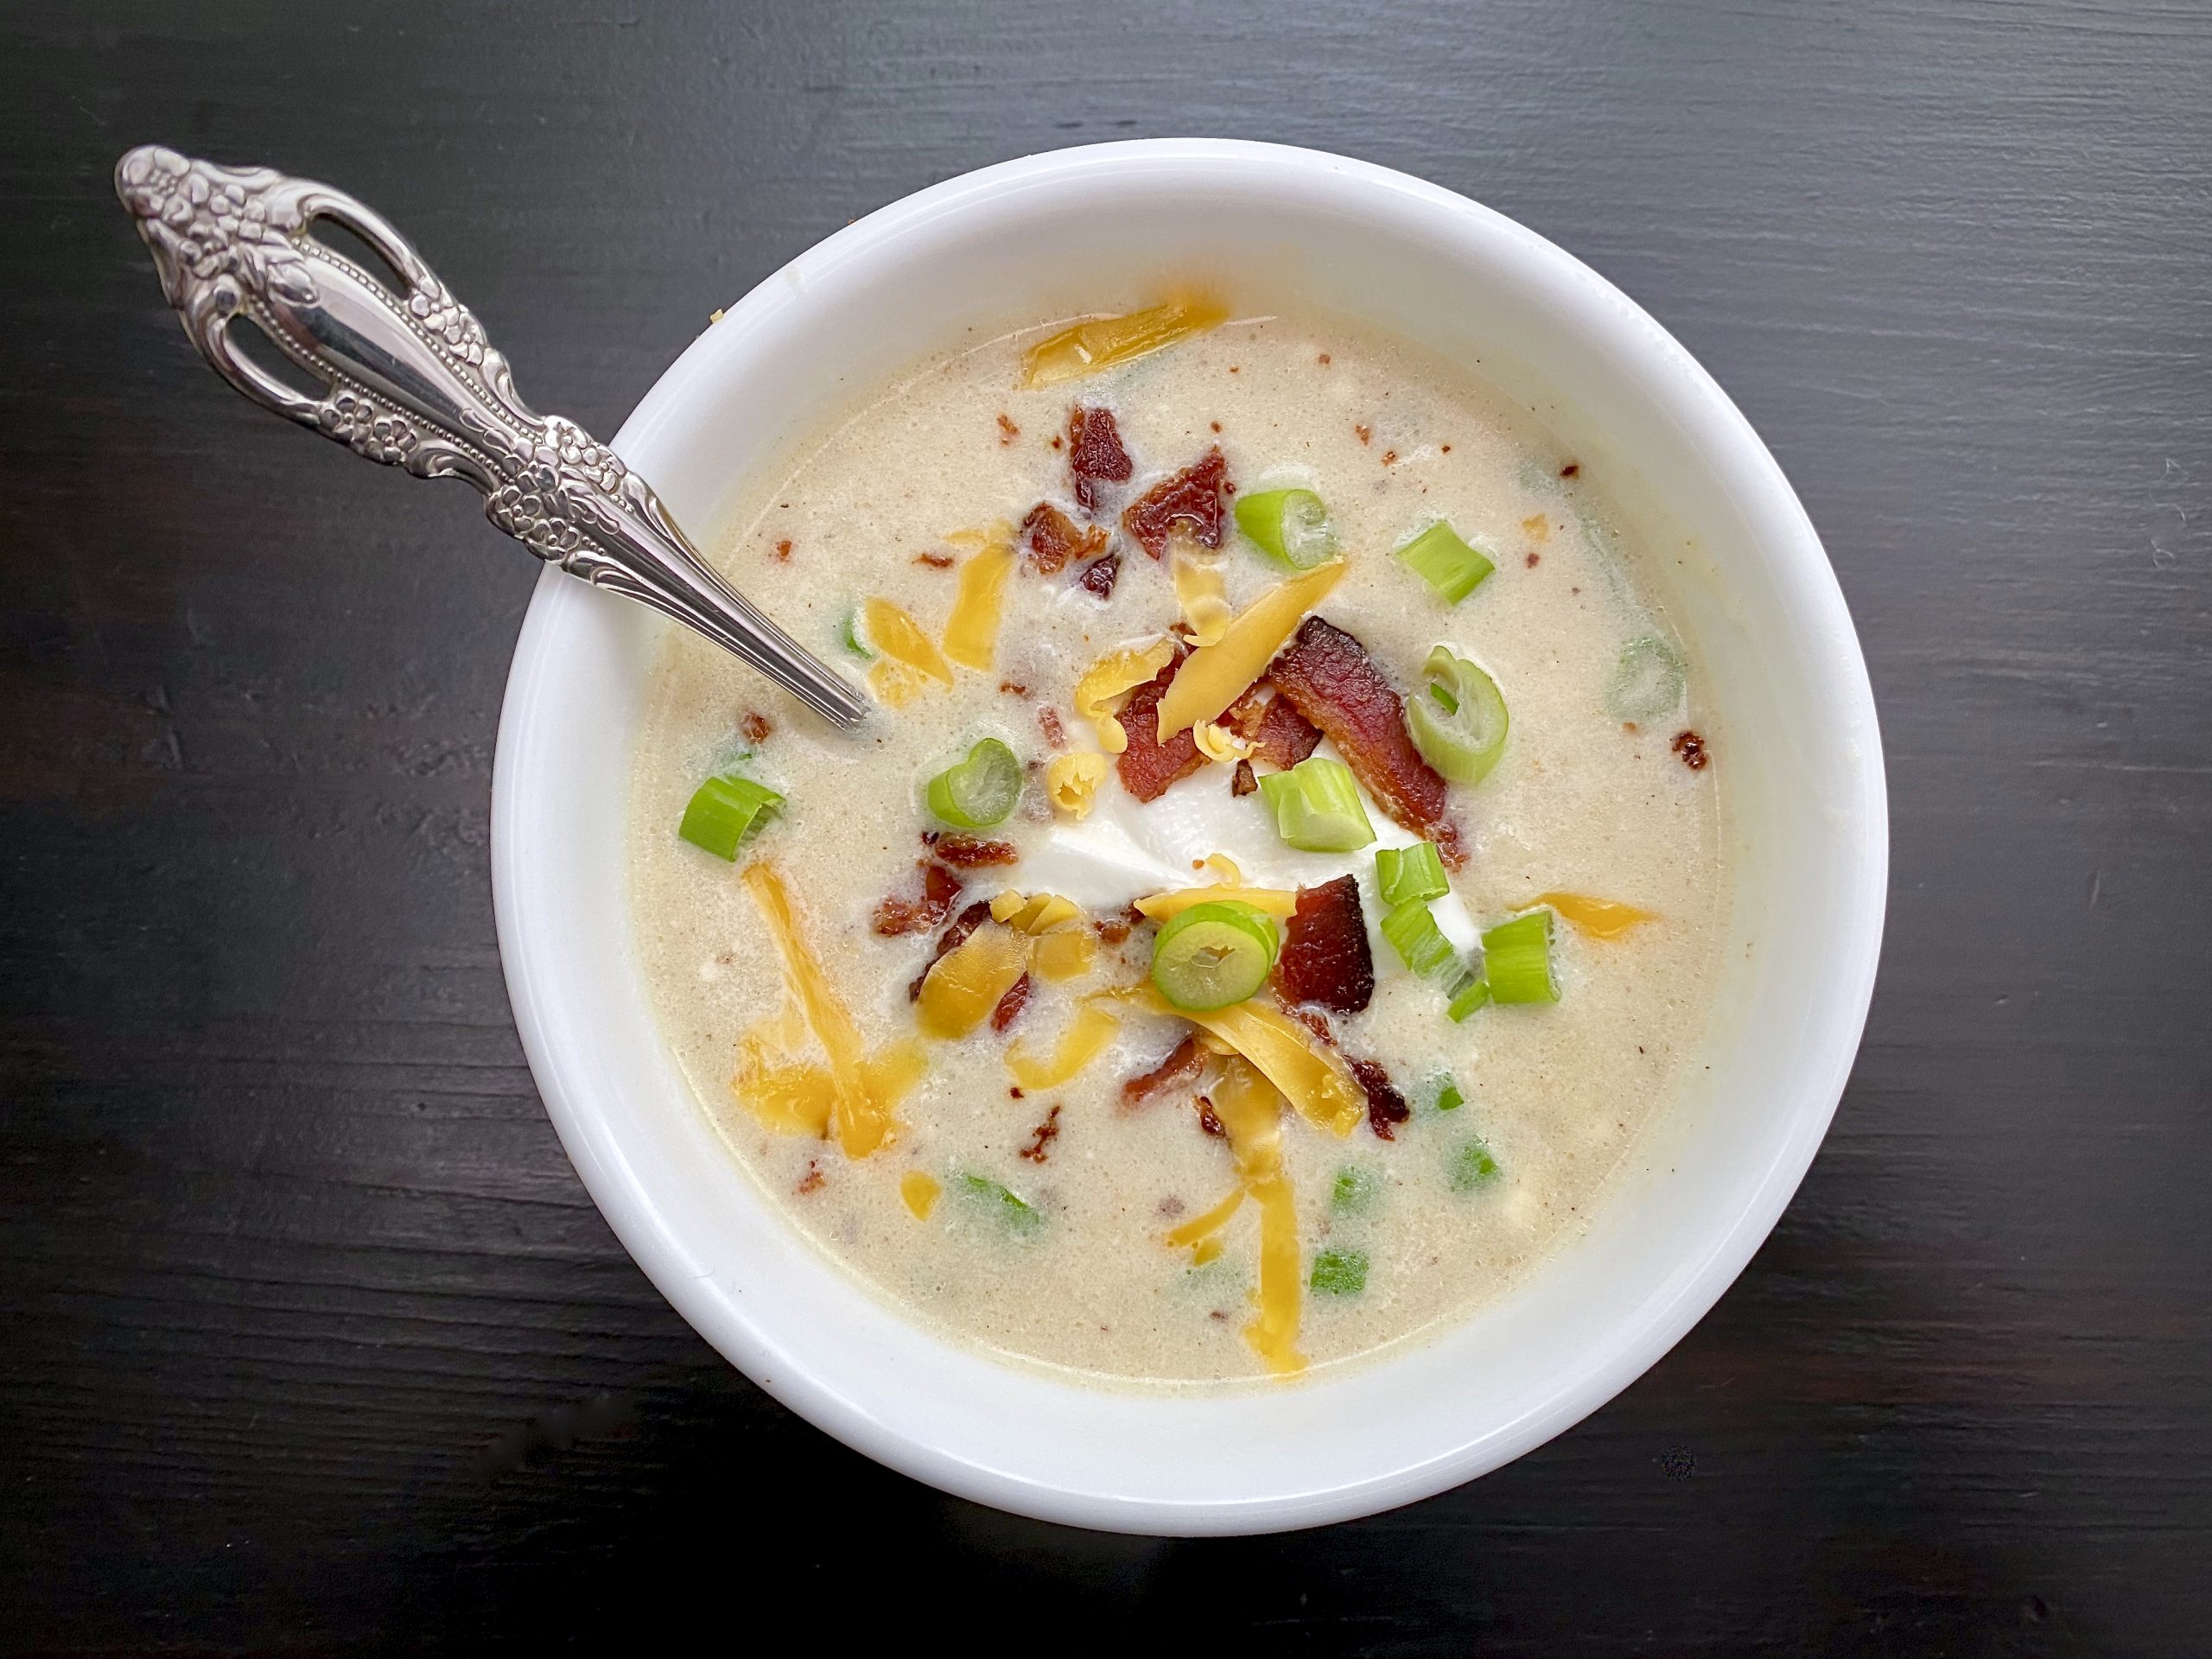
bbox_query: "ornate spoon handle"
[113,145,868,729]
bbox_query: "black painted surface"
[3,2,2208,1651]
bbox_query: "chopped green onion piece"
[1331,1165,1381,1216]
[1376,842,1449,907]
[1381,900,1455,978]
[1448,1140,1502,1192]
[1257,755,1375,853]
[1446,971,1492,1022]
[1397,520,1496,603]
[1606,634,1685,721]
[1481,909,1560,1004]
[1150,900,1281,1011]
[925,737,1022,829]
[1431,1076,1465,1113]
[677,773,785,860]
[954,1172,1045,1235]
[839,607,875,660]
[1408,646,1509,785]
[1309,1248,1369,1296]
[1235,487,1339,570]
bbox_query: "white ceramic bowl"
[491,139,1885,1535]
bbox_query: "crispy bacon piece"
[1069,405,1133,514]
[741,709,773,745]
[1268,616,1465,866]
[1122,448,1227,559]
[1020,501,1108,575]
[1122,1034,1205,1106]
[909,899,993,1001]
[923,831,1020,868]
[1017,1101,1062,1162]
[1349,1057,1411,1140]
[1197,1097,1225,1137]
[991,972,1033,1034]
[1225,681,1323,771]
[872,861,963,937]
[1673,729,1710,771]
[1094,915,1132,945]
[1274,875,1374,1014]
[1231,758,1257,798]
[1077,550,1121,600]
[914,550,955,569]
[1115,655,1206,804]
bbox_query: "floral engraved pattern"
[117,146,315,306]
[315,391,417,467]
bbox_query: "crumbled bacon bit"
[909,899,993,1000]
[1672,729,1710,771]
[914,550,955,569]
[1268,615,1464,865]
[1016,1101,1062,1162]
[991,972,1033,1034]
[796,1160,825,1194]
[1354,424,1371,445]
[1069,405,1134,514]
[1115,653,1206,803]
[741,710,773,745]
[1381,449,1398,466]
[1122,448,1228,560]
[1349,1056,1411,1140]
[773,538,792,562]
[996,412,1019,443]
[1231,758,1257,798]
[1077,550,1121,600]
[1274,876,1375,1014]
[1000,679,1029,696]
[1525,552,1541,568]
[1197,1098,1224,1137]
[923,832,1020,868]
[1318,353,1332,365]
[1010,1086,1024,1098]
[1038,706,1065,748]
[1224,682,1324,771]
[1210,421,1222,434]
[1020,501,1109,575]
[1122,1035,1205,1106]
[1440,443,1452,454]
[872,860,964,937]
[1094,916,1132,945]
[1560,462,1580,477]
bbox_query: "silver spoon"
[113,145,869,730]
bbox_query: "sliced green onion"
[1446,970,1492,1022]
[1397,520,1496,603]
[677,773,785,860]
[1408,646,1509,785]
[1235,487,1339,570]
[1606,634,1684,721]
[1447,1140,1502,1192]
[1150,900,1280,1011]
[955,1172,1045,1235]
[1481,909,1560,1004]
[839,607,875,660]
[1331,1165,1381,1216]
[1309,1247,1369,1296]
[1431,1076,1465,1113]
[1376,842,1448,908]
[925,737,1021,828]
[1256,755,1374,853]
[1381,899,1455,977]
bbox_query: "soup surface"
[628,299,1725,1385]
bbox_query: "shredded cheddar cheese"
[1135,884,1298,922]
[861,597,954,686]
[1133,986,1363,1136]
[865,658,927,709]
[1006,1001,1122,1090]
[1032,926,1096,982]
[1170,549,1234,647]
[1211,1057,1306,1374]
[1154,561,1345,742]
[940,525,1017,671]
[1193,720,1252,765]
[1166,1188,1245,1257]
[1020,294,1230,389]
[1045,751,1109,819]
[739,861,923,1156]
[1529,891,1657,940]
[1075,638,1176,753]
[900,1170,942,1219]
[915,923,1030,1039]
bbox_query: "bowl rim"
[491,137,1887,1533]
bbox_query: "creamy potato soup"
[628,297,1724,1385]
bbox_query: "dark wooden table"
[4,2,2207,1650]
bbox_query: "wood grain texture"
[3,0,2208,1651]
